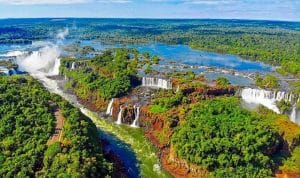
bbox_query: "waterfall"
[71,62,76,70]
[131,105,140,128]
[16,46,60,76]
[106,99,114,116]
[240,88,299,124]
[0,67,9,76]
[116,107,123,125]
[291,105,297,123]
[142,77,172,89]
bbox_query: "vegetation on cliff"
[171,97,281,177]
[60,48,140,110]
[255,74,279,89]
[0,76,112,177]
[144,87,300,177]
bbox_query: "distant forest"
[1,18,299,77]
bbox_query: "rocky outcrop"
[276,172,300,178]
[182,86,236,97]
[121,105,136,124]
[161,147,209,178]
[111,97,133,122]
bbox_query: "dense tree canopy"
[0,76,111,177]
[171,97,281,177]
[60,48,139,101]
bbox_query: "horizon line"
[0,17,299,23]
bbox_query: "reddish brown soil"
[160,148,209,178]
[47,109,64,145]
[276,172,300,178]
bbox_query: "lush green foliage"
[1,18,298,69]
[152,55,160,64]
[149,105,168,114]
[0,76,54,177]
[255,74,279,89]
[281,146,300,173]
[151,92,185,113]
[144,64,153,74]
[276,100,292,113]
[84,110,172,178]
[216,77,230,86]
[0,76,111,177]
[171,97,281,177]
[60,48,139,100]
[40,101,112,177]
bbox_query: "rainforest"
[0,18,300,178]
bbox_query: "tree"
[216,77,230,86]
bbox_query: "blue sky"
[0,0,299,21]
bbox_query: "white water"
[142,77,172,89]
[16,46,60,76]
[291,105,297,123]
[131,105,140,128]
[106,98,114,116]
[71,62,76,70]
[1,50,27,57]
[241,88,299,124]
[116,107,123,125]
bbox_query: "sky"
[0,0,299,21]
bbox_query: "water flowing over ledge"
[106,98,114,116]
[142,77,172,90]
[239,88,300,124]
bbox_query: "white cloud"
[96,0,132,3]
[183,0,238,5]
[145,0,239,5]
[0,0,87,5]
[0,0,131,5]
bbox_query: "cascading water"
[131,105,140,128]
[240,88,299,124]
[16,46,60,76]
[291,105,297,123]
[116,107,123,125]
[71,62,76,70]
[142,77,172,89]
[106,99,114,116]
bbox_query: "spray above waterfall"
[16,46,60,76]
[15,28,70,76]
[56,28,69,41]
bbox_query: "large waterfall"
[142,77,172,89]
[16,46,60,76]
[240,88,299,124]
[106,99,114,116]
[71,62,76,70]
[291,105,297,123]
[116,107,123,125]
[131,105,140,127]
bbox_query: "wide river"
[0,39,274,86]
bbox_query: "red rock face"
[276,172,300,178]
[111,97,131,121]
[111,97,137,124]
[140,86,240,177]
[161,147,210,178]
[122,105,136,124]
[182,86,237,97]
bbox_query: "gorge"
[1,23,299,177]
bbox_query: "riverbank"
[80,108,172,178]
